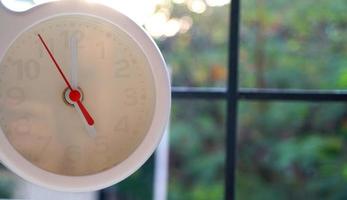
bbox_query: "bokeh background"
[1,0,347,199]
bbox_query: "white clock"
[0,0,171,192]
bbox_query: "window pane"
[111,157,154,199]
[237,102,347,199]
[158,2,229,87]
[240,0,347,89]
[0,167,16,198]
[169,100,225,199]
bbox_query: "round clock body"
[0,0,170,192]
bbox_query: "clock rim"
[0,1,171,192]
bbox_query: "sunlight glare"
[164,19,181,37]
[172,0,185,4]
[179,16,193,33]
[86,0,157,25]
[2,0,195,38]
[145,12,169,38]
[205,0,230,7]
[188,0,206,14]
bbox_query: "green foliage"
[115,156,154,200]
[240,0,347,89]
[117,0,347,199]
[160,5,229,87]
[238,102,347,200]
[236,0,347,198]
[169,100,225,200]
[0,169,16,198]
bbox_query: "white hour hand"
[73,102,97,137]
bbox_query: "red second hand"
[38,34,95,126]
[38,34,73,91]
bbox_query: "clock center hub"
[69,90,81,102]
[63,87,84,105]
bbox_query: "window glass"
[157,2,229,87]
[0,167,16,198]
[169,100,226,199]
[240,0,347,89]
[111,157,154,200]
[237,102,347,199]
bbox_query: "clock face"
[0,14,156,176]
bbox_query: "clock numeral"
[61,30,85,48]
[114,60,130,78]
[6,87,25,106]
[93,137,112,168]
[95,136,109,153]
[15,59,40,80]
[11,116,31,137]
[65,145,82,162]
[124,88,138,106]
[96,41,105,59]
[38,136,52,155]
[64,145,82,174]
[114,116,129,134]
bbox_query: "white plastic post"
[153,67,171,200]
[153,123,170,200]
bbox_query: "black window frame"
[99,1,347,199]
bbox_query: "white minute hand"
[69,36,78,88]
[69,36,96,137]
